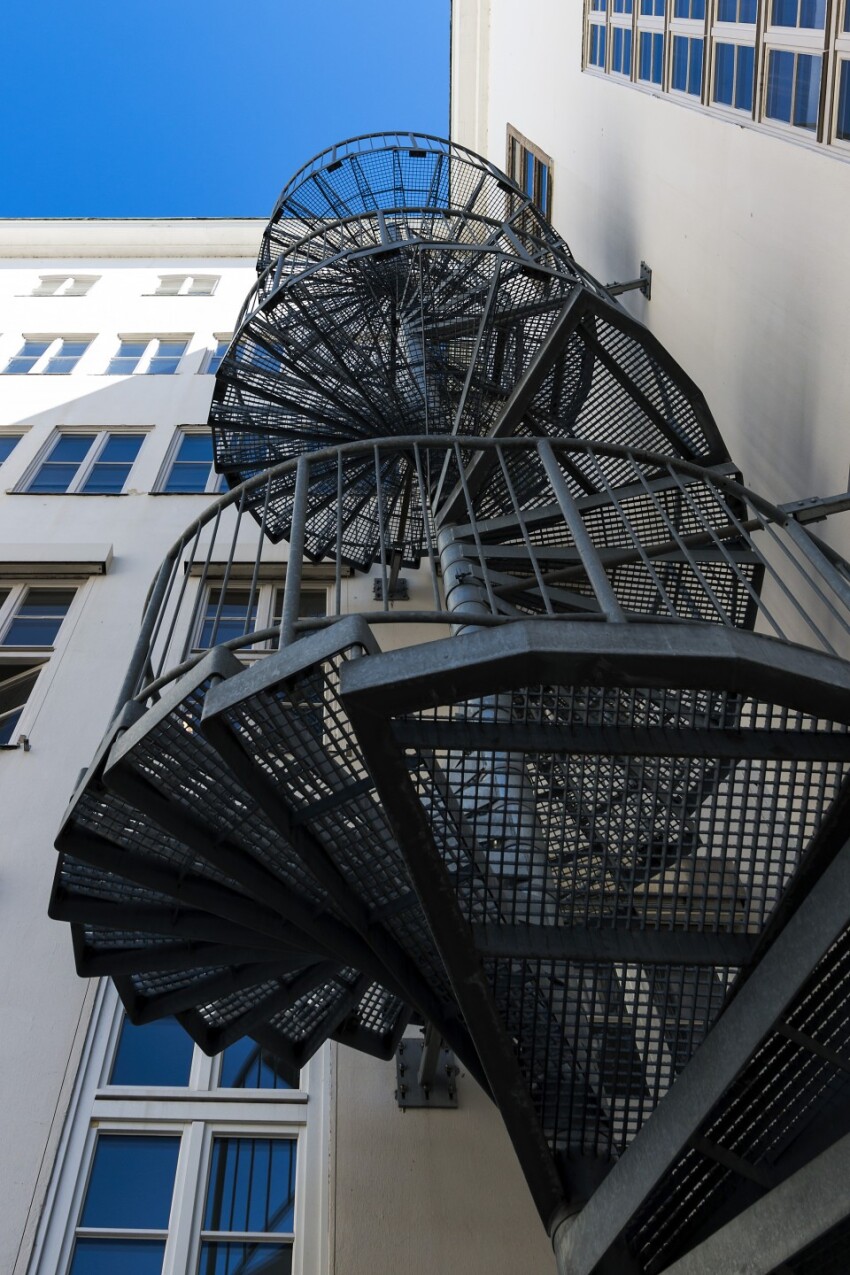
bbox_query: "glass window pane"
[688,39,704,95]
[0,435,22,463]
[199,589,258,647]
[715,42,735,103]
[0,706,24,746]
[837,60,850,139]
[672,35,688,89]
[52,435,96,463]
[165,463,212,493]
[845,0,850,31]
[766,48,794,121]
[70,1238,167,1275]
[203,1138,296,1234]
[26,463,81,494]
[4,340,51,374]
[80,1134,180,1228]
[799,0,825,25]
[197,1242,292,1275]
[793,53,821,128]
[219,1038,293,1090]
[109,1015,195,1086]
[177,434,214,462]
[772,0,799,23]
[735,44,755,110]
[4,589,75,645]
[97,434,145,463]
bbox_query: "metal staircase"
[51,135,850,1273]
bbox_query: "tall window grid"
[21,432,146,494]
[2,337,92,375]
[506,125,554,217]
[584,0,850,150]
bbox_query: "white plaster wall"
[330,1043,554,1275]
[0,220,557,1275]
[451,0,850,557]
[0,228,262,1272]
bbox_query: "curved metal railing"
[119,437,850,709]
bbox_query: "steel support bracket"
[395,1033,459,1109]
[606,261,652,300]
[373,575,409,602]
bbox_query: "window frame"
[0,579,83,748]
[150,274,220,297]
[104,336,191,376]
[155,427,223,496]
[505,125,554,218]
[25,276,99,298]
[26,984,326,1275]
[1,336,94,375]
[192,581,329,654]
[17,429,148,496]
[204,336,231,375]
[584,0,849,153]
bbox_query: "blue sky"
[2,1,450,217]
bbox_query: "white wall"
[0,220,556,1275]
[451,1,850,557]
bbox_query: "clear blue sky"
[2,1,450,217]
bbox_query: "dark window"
[198,588,258,649]
[672,35,704,95]
[612,26,633,74]
[219,1038,293,1090]
[2,588,75,646]
[837,60,850,139]
[766,49,822,129]
[590,23,607,66]
[639,30,664,83]
[715,42,755,109]
[200,1137,296,1271]
[109,1015,194,1087]
[0,661,43,745]
[163,433,216,493]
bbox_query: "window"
[106,338,189,375]
[159,430,222,494]
[200,1137,296,1272]
[206,339,230,374]
[27,989,317,1275]
[506,126,553,217]
[196,585,327,651]
[2,337,91,375]
[30,275,98,297]
[0,586,77,746]
[23,433,145,495]
[765,49,822,129]
[672,34,704,94]
[1,587,76,646]
[0,434,23,464]
[152,274,219,296]
[714,41,756,109]
[585,0,848,150]
[639,30,665,82]
[771,0,826,27]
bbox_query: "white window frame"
[191,580,330,655]
[26,984,328,1275]
[584,0,850,153]
[155,427,223,496]
[0,579,85,748]
[2,336,94,375]
[105,336,191,376]
[150,275,220,297]
[203,336,232,375]
[26,275,99,298]
[16,429,148,496]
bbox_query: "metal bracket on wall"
[395,1025,459,1109]
[606,261,652,301]
[373,576,409,602]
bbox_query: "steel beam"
[552,833,850,1275]
[471,924,756,966]
[656,1129,850,1275]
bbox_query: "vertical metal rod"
[538,440,626,623]
[280,455,309,647]
[111,556,175,717]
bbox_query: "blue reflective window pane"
[590,25,606,66]
[107,342,147,374]
[4,341,51,374]
[793,53,821,127]
[772,0,798,23]
[110,1016,194,1086]
[52,435,96,463]
[538,162,549,213]
[220,1039,293,1090]
[164,463,211,493]
[176,434,214,462]
[799,0,825,25]
[26,464,80,493]
[766,49,794,120]
[98,434,144,463]
[688,39,704,94]
[715,42,735,102]
[79,466,132,494]
[845,1,850,31]
[69,1238,166,1275]
[81,1135,180,1228]
[198,1242,292,1275]
[735,44,755,109]
[203,1139,296,1234]
[741,0,757,16]
[672,35,688,89]
[198,590,258,648]
[838,61,850,138]
[4,590,74,645]
[0,436,21,463]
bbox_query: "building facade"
[0,219,551,1275]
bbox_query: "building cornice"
[0,219,267,259]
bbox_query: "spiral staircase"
[50,134,850,1274]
